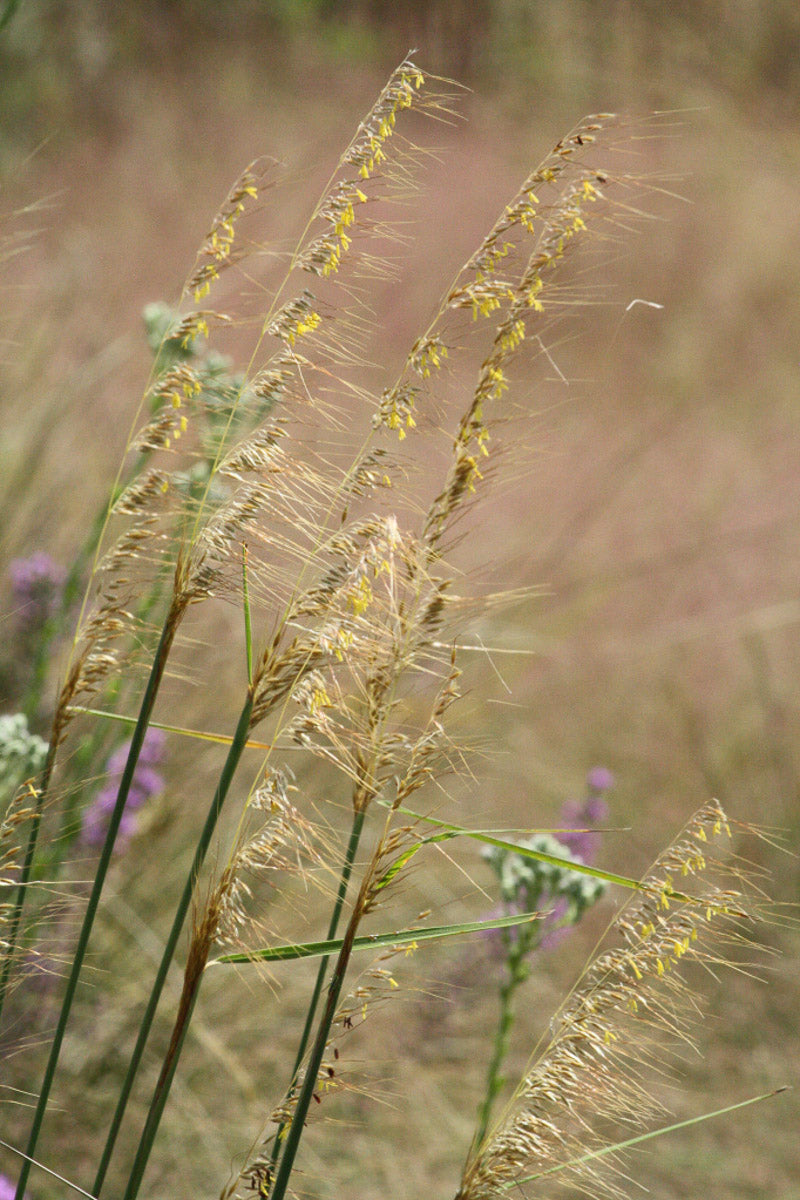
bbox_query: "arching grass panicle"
[457,801,773,1200]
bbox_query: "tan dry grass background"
[2,6,800,1199]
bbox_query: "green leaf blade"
[212,909,542,966]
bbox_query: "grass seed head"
[458,800,771,1200]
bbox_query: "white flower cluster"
[483,831,607,914]
[0,713,48,802]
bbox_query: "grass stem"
[92,689,255,1195]
[269,807,366,1171]
[473,930,534,1151]
[269,883,367,1200]
[13,609,179,1200]
[118,687,256,1200]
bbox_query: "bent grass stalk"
[10,56,451,1199]
[108,68,462,1195]
[457,801,773,1200]
[262,163,632,1183]
[2,157,263,1055]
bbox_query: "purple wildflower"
[539,895,572,950]
[481,900,519,959]
[9,552,66,632]
[0,1175,24,1200]
[556,768,613,864]
[81,728,165,850]
[137,726,165,765]
[587,765,615,793]
[539,768,614,948]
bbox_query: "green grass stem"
[120,985,201,1200]
[269,911,361,1200]
[92,689,255,1195]
[473,923,539,1152]
[13,609,179,1200]
[117,686,256,1200]
[242,544,254,686]
[268,806,365,1170]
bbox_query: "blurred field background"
[1,2,800,1198]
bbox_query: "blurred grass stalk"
[1,57,783,1200]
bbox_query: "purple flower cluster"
[537,767,613,949]
[556,766,613,865]
[0,1175,24,1200]
[9,552,66,632]
[80,728,166,850]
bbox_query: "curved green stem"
[473,928,536,1152]
[269,807,365,1171]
